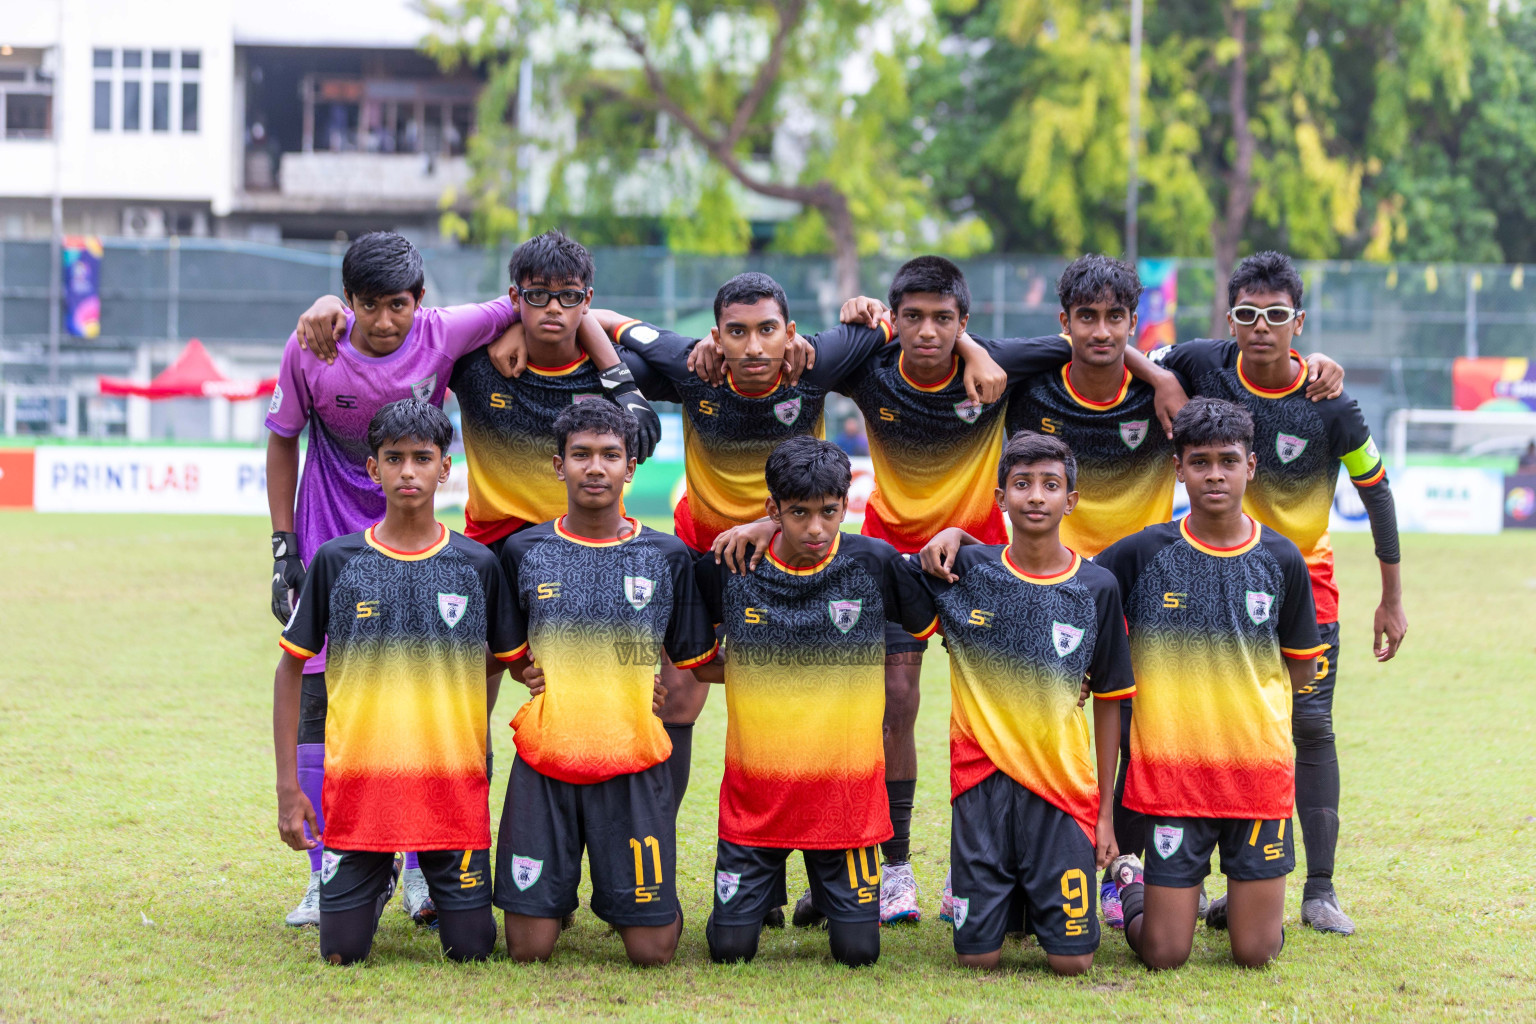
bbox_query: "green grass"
[1,513,1533,1022]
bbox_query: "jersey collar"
[1061,363,1131,410]
[1236,350,1306,398]
[1179,515,1261,557]
[725,367,783,398]
[897,351,958,393]
[527,352,591,377]
[764,531,841,575]
[365,522,449,561]
[1002,547,1081,585]
[553,514,641,547]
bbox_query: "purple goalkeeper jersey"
[266,297,517,669]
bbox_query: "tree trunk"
[1210,3,1256,337]
[819,188,862,299]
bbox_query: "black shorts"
[1293,621,1340,717]
[320,847,491,913]
[298,671,327,745]
[1142,816,1295,888]
[493,755,677,928]
[949,772,1099,956]
[884,620,928,657]
[711,840,882,926]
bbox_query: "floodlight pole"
[1126,0,1143,266]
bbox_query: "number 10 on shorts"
[630,835,663,903]
[845,847,881,904]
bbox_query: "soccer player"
[273,399,521,965]
[585,271,1001,825]
[912,431,1135,973]
[491,400,718,966]
[1153,252,1405,935]
[691,436,939,967]
[266,231,519,928]
[1095,397,1326,970]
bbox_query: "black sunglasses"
[519,287,589,308]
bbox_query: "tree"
[911,0,1498,329]
[423,0,988,295]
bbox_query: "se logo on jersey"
[774,397,802,425]
[1051,621,1084,657]
[716,871,740,903]
[624,576,654,610]
[1246,591,1274,625]
[438,592,468,628]
[412,374,437,402]
[829,599,862,633]
[1276,433,1309,464]
[954,399,983,424]
[268,384,284,416]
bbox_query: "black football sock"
[663,723,694,820]
[881,780,916,863]
[1119,882,1145,953]
[1293,712,1340,901]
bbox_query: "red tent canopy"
[99,339,277,400]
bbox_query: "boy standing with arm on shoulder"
[914,432,1134,973]
[1095,398,1326,970]
[273,400,522,965]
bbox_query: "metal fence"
[2,238,1533,437]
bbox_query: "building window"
[123,49,142,69]
[93,49,113,69]
[181,50,200,70]
[93,79,111,131]
[152,81,169,132]
[5,93,51,139]
[1,55,56,139]
[152,50,171,69]
[181,82,198,132]
[123,80,141,131]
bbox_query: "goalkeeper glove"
[600,362,661,463]
[271,531,305,624]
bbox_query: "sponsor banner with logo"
[34,446,274,514]
[1391,467,1504,535]
[1453,357,1536,412]
[1504,474,1536,530]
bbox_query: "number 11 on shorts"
[630,836,663,903]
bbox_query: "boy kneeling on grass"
[273,399,524,964]
[916,431,1135,974]
[1094,397,1325,969]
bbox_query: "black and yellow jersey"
[1155,340,1387,622]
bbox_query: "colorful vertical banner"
[1452,357,1536,411]
[1135,258,1177,352]
[63,235,103,339]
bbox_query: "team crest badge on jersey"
[412,374,437,402]
[320,850,342,884]
[716,871,741,904]
[1152,826,1184,859]
[438,592,468,628]
[624,576,655,610]
[1051,621,1084,658]
[1245,591,1274,625]
[829,599,863,633]
[1119,419,1150,450]
[773,397,802,425]
[1276,433,1309,464]
[951,896,969,930]
[510,856,543,891]
[628,324,659,344]
[954,399,983,424]
[268,383,284,416]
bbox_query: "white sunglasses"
[1230,304,1301,326]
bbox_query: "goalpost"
[1385,408,1536,470]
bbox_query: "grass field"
[2,512,1534,1023]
